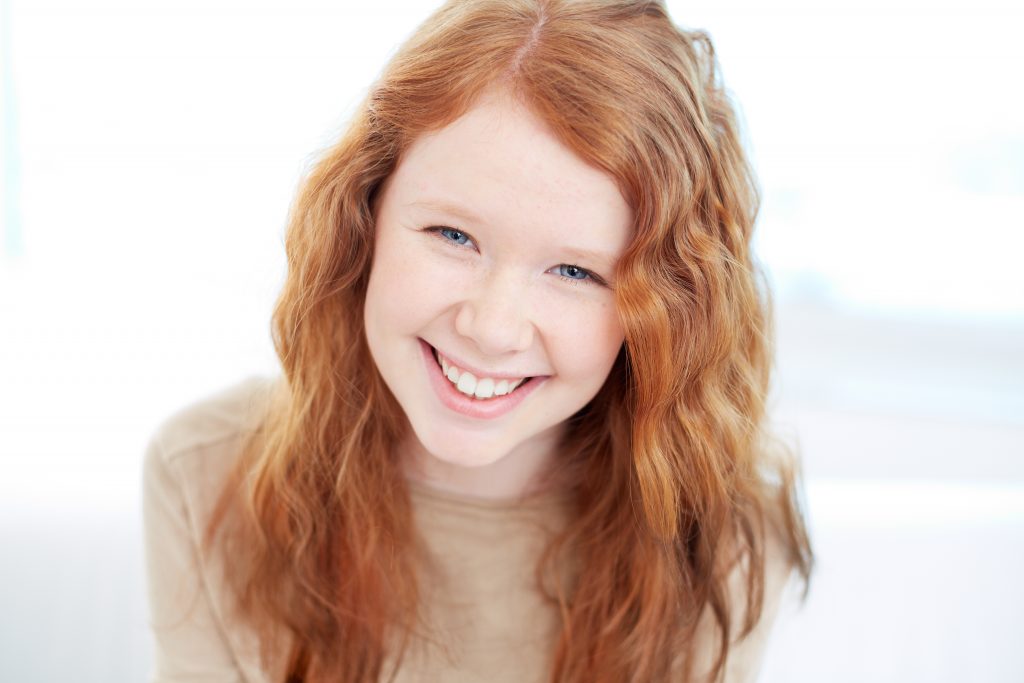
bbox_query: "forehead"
[383,91,633,262]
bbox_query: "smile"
[433,348,530,400]
[418,339,545,420]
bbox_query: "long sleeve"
[679,518,797,683]
[141,376,282,683]
[720,531,795,683]
[142,428,246,682]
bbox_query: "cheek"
[366,231,466,327]
[542,297,624,377]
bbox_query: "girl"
[143,1,814,682]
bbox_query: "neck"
[399,427,564,501]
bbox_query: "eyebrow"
[406,199,487,226]
[407,198,620,268]
[560,245,619,268]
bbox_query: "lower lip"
[418,338,546,420]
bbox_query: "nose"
[454,267,535,356]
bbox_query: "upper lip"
[426,341,540,380]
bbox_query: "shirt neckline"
[406,477,575,514]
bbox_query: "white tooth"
[510,378,525,391]
[494,379,510,396]
[440,356,448,374]
[474,377,495,399]
[446,365,459,383]
[456,371,477,396]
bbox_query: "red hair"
[205,1,814,681]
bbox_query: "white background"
[1,1,1022,681]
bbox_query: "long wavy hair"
[204,1,814,681]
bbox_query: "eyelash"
[425,226,604,287]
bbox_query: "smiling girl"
[143,2,814,682]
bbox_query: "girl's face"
[363,89,631,497]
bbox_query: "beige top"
[143,376,794,683]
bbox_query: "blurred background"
[0,0,1021,681]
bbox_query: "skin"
[363,88,632,501]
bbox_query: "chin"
[416,428,508,469]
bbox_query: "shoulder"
[143,375,281,528]
[147,375,279,467]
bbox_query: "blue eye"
[435,227,473,247]
[426,226,604,287]
[556,264,594,285]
